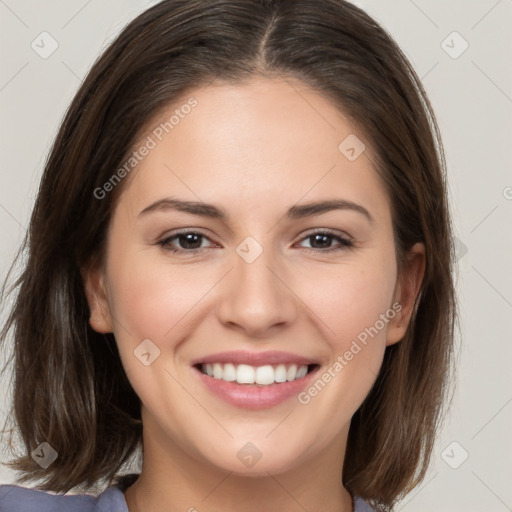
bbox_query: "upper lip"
[192,350,317,367]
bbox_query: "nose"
[216,243,298,338]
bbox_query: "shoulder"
[1,483,373,512]
[0,484,95,511]
[354,495,378,512]
[0,483,128,512]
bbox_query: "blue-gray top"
[0,474,376,511]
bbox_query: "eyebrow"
[139,197,373,223]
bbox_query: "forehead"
[118,76,390,222]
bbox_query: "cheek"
[105,251,216,343]
[300,256,397,347]
[103,254,210,414]
[292,257,396,415]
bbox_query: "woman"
[0,1,456,510]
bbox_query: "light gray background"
[1,0,511,510]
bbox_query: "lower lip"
[193,366,319,410]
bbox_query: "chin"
[197,434,314,477]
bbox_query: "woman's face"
[85,75,423,476]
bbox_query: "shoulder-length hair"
[1,1,456,509]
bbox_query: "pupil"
[181,233,201,249]
[312,234,330,248]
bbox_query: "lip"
[191,351,320,410]
[191,350,317,367]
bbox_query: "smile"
[191,351,320,409]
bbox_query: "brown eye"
[297,230,353,252]
[159,231,216,253]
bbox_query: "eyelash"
[157,228,354,255]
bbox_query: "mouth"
[191,351,321,410]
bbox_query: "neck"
[124,412,353,512]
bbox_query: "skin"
[84,75,425,512]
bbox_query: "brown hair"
[0,1,457,509]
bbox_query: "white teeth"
[286,364,297,381]
[213,363,223,379]
[200,362,310,385]
[274,364,287,383]
[237,364,255,384]
[296,365,308,379]
[223,363,237,381]
[255,365,274,385]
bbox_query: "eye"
[296,229,353,253]
[158,230,217,253]
[157,228,354,255]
